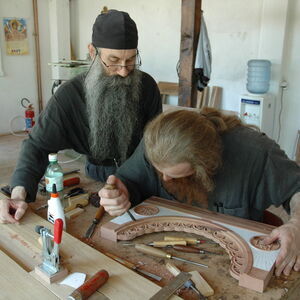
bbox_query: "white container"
[247,60,271,94]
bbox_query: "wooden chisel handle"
[94,206,105,221]
[136,244,171,259]
[151,240,186,247]
[164,236,198,244]
[166,262,181,276]
[173,245,203,253]
[103,183,116,190]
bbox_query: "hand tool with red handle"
[35,218,64,275]
[67,269,109,300]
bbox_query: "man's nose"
[117,66,130,77]
[162,174,172,182]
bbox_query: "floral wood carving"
[101,216,253,280]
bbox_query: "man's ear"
[88,43,97,59]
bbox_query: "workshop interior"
[0,0,300,299]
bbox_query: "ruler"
[149,272,192,300]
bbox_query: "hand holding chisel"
[99,175,136,220]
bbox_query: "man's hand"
[99,175,130,216]
[263,222,300,276]
[0,186,28,224]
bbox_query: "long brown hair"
[144,107,243,192]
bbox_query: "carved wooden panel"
[100,197,280,293]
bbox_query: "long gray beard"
[84,58,142,164]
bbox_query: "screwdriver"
[171,245,220,255]
[166,262,207,300]
[164,236,217,245]
[135,244,208,268]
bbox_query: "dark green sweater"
[116,127,300,221]
[11,71,162,202]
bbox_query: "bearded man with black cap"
[0,10,162,224]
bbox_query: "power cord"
[276,81,288,143]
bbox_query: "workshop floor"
[0,134,289,223]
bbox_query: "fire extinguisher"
[21,98,35,132]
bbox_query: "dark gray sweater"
[116,127,300,221]
[11,71,162,201]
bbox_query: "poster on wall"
[3,18,29,55]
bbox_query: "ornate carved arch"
[101,216,253,280]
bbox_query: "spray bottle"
[47,184,66,230]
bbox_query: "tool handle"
[164,236,200,245]
[166,262,181,276]
[151,240,186,247]
[68,270,109,300]
[63,176,80,187]
[136,244,170,259]
[54,218,63,244]
[95,206,105,221]
[173,245,201,253]
[104,183,116,190]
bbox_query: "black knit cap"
[92,10,138,49]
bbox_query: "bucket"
[247,59,271,94]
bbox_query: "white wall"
[0,0,38,134]
[0,0,52,134]
[0,0,299,159]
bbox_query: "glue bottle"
[47,184,66,229]
[45,153,64,202]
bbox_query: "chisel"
[171,245,220,255]
[164,236,217,245]
[147,240,187,247]
[84,205,105,238]
[103,251,162,281]
[135,244,208,268]
[102,183,136,221]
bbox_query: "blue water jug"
[247,59,271,94]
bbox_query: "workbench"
[2,173,300,299]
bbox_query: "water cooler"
[239,94,275,138]
[239,59,275,138]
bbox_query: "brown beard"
[157,171,208,208]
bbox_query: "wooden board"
[0,249,58,300]
[100,197,280,293]
[0,209,179,299]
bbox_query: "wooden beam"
[178,0,202,107]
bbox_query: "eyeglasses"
[98,51,142,71]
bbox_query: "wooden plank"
[0,249,58,299]
[178,0,202,107]
[0,210,179,299]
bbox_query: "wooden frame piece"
[178,0,202,107]
[100,197,278,292]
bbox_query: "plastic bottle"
[45,153,64,197]
[246,59,271,94]
[47,184,66,229]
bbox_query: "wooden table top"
[28,174,300,300]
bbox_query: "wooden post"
[178,0,202,107]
